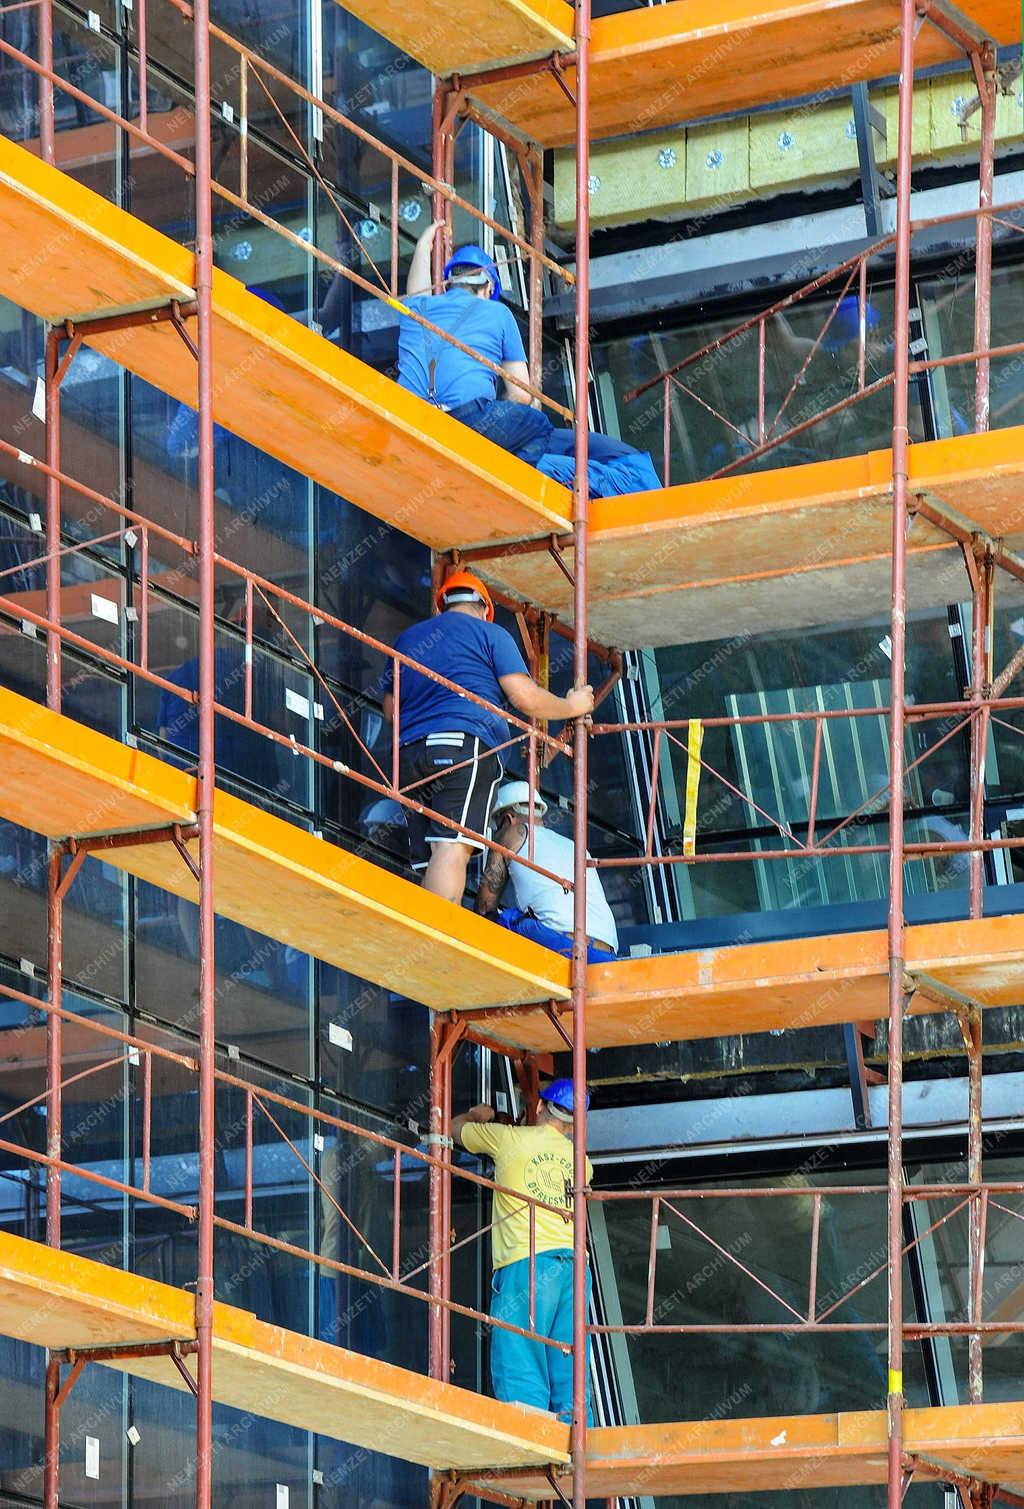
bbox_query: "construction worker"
[380,570,594,902]
[398,223,661,490]
[476,782,618,961]
[398,222,554,463]
[452,1079,592,1420]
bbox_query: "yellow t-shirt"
[460,1122,593,1270]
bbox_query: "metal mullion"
[905,1170,960,1406]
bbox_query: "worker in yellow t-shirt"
[453,1079,592,1421]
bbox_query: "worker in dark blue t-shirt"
[381,569,594,903]
[397,222,553,464]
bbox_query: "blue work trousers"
[497,906,617,964]
[448,398,649,472]
[490,1252,592,1422]
[448,398,554,464]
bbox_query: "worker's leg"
[403,736,502,901]
[497,907,617,961]
[490,1255,560,1411]
[421,838,475,902]
[448,399,554,465]
[546,1253,592,1424]
[543,427,662,491]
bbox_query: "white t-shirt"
[506,826,618,950]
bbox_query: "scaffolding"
[0,0,1021,1502]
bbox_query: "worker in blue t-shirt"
[380,569,594,903]
[399,223,662,486]
[397,222,554,463]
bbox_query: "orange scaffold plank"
[466,0,1020,147]
[339,0,573,76]
[478,426,1024,648]
[0,1232,570,1471]
[474,1405,1024,1498]
[0,136,570,552]
[0,686,570,1009]
[461,916,1024,1052]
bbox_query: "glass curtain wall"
[592,1146,1024,1508]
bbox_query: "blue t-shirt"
[397,288,527,408]
[382,613,529,751]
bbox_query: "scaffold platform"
[0,687,569,1010]
[0,1232,570,1472]
[5,139,1024,654]
[4,1230,1024,1494]
[475,1404,1024,1498]
[0,137,570,553]
[475,427,1024,646]
[465,915,1024,1050]
[448,0,1016,146]
[2,685,1021,1045]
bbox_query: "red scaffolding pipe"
[885,3,916,1502]
[570,0,591,1496]
[191,0,217,1492]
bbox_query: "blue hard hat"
[822,293,882,352]
[443,244,501,300]
[540,1077,590,1118]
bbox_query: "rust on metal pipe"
[885,7,916,1497]
[972,46,997,432]
[570,0,592,1493]
[191,0,217,1490]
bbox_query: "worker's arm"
[451,1103,496,1147]
[500,674,594,723]
[381,691,394,723]
[501,358,536,407]
[406,220,445,297]
[476,830,513,916]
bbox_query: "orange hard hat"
[435,568,494,622]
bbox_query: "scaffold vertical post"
[571,0,592,1497]
[428,1014,445,1383]
[44,323,63,1257]
[965,1002,985,1402]
[192,0,217,1498]
[42,1348,59,1507]
[886,1,915,1502]
[526,145,545,392]
[431,82,453,290]
[441,1020,454,1377]
[968,546,991,918]
[45,846,63,1252]
[971,43,997,434]
[37,0,54,160]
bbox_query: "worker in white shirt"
[475,782,618,961]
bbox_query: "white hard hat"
[492,781,548,819]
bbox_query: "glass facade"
[0,0,1022,1502]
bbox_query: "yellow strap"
[888,1369,903,1396]
[385,297,410,317]
[682,719,703,856]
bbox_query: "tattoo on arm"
[483,852,509,892]
[476,851,509,914]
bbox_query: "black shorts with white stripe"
[398,732,503,871]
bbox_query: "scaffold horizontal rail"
[5,686,1022,1043]
[475,425,1024,647]
[0,137,571,552]
[464,0,1020,146]
[462,915,1024,1052]
[0,1232,570,1471]
[472,1404,1024,1498]
[0,687,570,1010]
